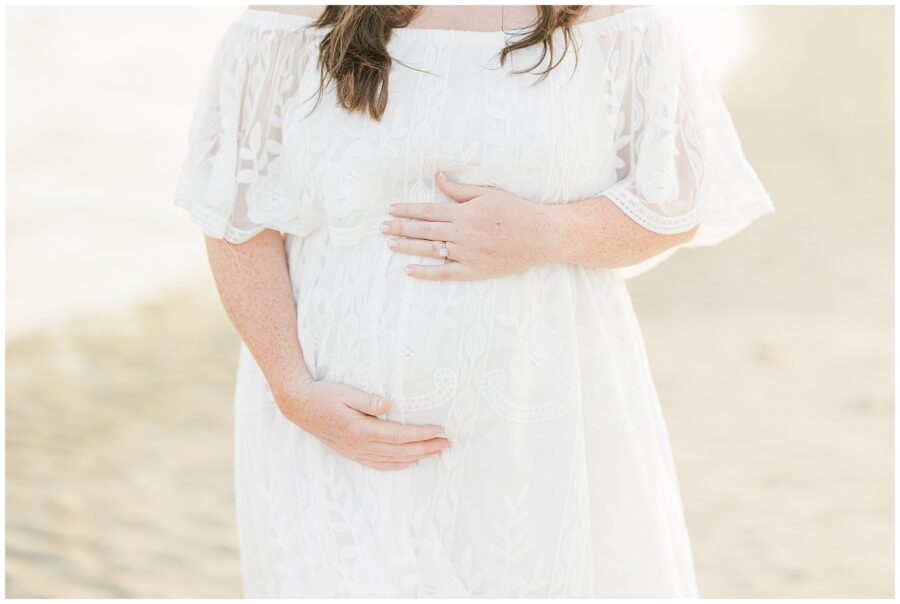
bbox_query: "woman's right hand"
[274,377,451,470]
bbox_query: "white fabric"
[174,6,774,598]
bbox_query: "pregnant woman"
[174,4,774,597]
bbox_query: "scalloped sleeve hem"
[173,195,305,244]
[613,191,775,281]
[590,7,777,280]
[172,12,324,245]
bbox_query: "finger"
[405,260,472,282]
[387,236,457,260]
[366,437,451,458]
[434,171,488,202]
[344,394,392,417]
[388,201,454,222]
[362,417,446,444]
[382,218,454,242]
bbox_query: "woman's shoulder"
[577,5,651,25]
[247,5,326,19]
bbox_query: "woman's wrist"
[531,203,572,265]
[268,365,317,409]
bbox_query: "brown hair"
[306,5,590,121]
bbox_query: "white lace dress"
[173,6,774,598]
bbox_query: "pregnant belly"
[287,229,636,429]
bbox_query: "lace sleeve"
[595,8,776,280]
[173,12,319,243]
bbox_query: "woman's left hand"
[382,171,558,281]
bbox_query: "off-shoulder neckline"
[239,6,665,41]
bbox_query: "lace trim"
[173,195,272,243]
[601,185,703,235]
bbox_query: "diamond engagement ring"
[438,241,449,263]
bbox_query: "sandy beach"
[5,5,893,598]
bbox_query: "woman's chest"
[282,35,620,219]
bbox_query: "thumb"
[435,171,487,203]
[346,394,391,416]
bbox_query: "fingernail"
[389,204,398,214]
[405,266,412,275]
[381,222,390,232]
[388,239,397,249]
[437,171,446,180]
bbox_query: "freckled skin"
[552,195,700,268]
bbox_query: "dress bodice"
[174,6,774,280]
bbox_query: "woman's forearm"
[539,195,699,269]
[204,230,312,401]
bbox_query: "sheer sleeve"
[594,7,776,280]
[173,11,321,243]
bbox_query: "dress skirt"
[229,229,699,598]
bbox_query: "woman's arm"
[204,230,450,469]
[204,230,312,401]
[539,194,699,269]
[384,174,696,280]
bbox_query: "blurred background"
[5,4,894,598]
